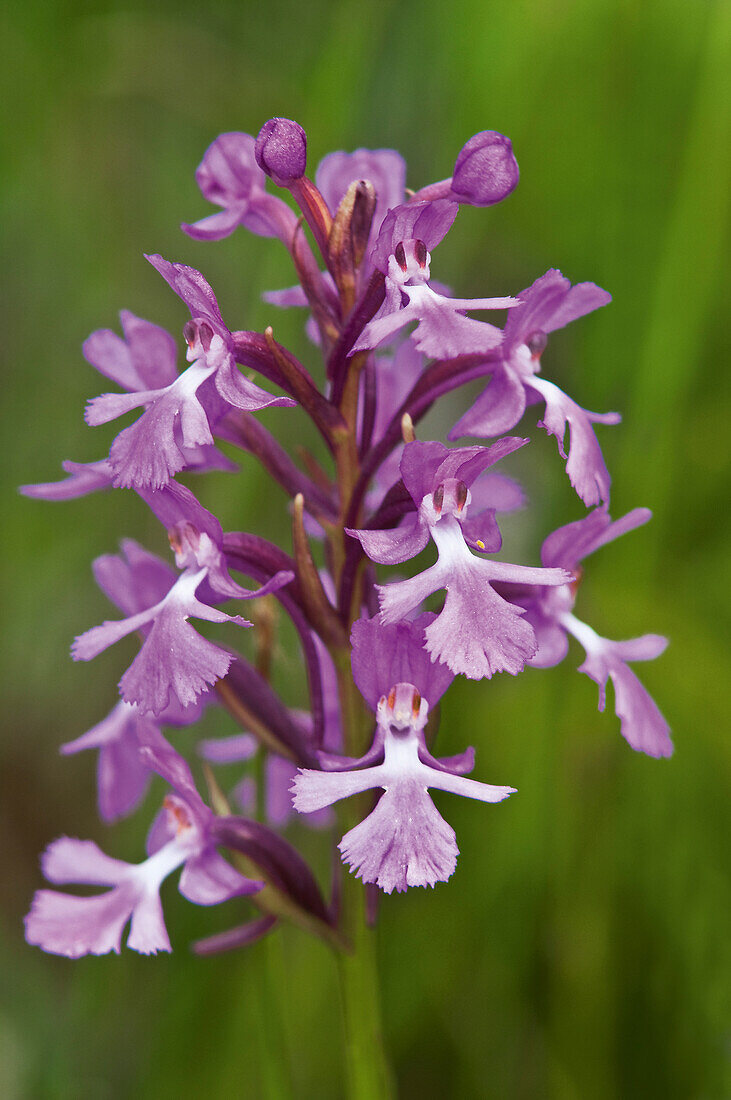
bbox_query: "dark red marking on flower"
[414,239,428,268]
[394,242,407,271]
[569,565,583,598]
[526,330,547,358]
[167,527,183,553]
[163,796,192,834]
[183,321,197,347]
[198,322,214,351]
[456,481,468,513]
[412,689,421,716]
[433,484,444,515]
[168,522,200,556]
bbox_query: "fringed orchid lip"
[293,675,515,894]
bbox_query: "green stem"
[253,937,294,1099]
[336,866,396,1100]
[329,658,395,1096]
[324,314,394,1097]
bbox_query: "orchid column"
[22,115,670,1099]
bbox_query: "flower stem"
[326,317,394,1099]
[335,867,395,1100]
[332,648,394,1097]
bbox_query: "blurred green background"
[2,0,729,1096]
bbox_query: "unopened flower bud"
[349,179,377,266]
[451,130,519,206]
[255,118,307,186]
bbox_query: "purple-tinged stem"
[359,356,377,457]
[224,533,326,747]
[328,270,386,398]
[233,330,346,450]
[347,352,498,527]
[218,412,337,521]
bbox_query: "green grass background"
[2,0,729,1096]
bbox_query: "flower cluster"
[23,117,670,957]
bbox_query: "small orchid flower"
[181,132,299,243]
[24,744,262,958]
[84,261,294,490]
[348,440,572,679]
[292,616,515,892]
[72,498,292,715]
[351,200,518,359]
[450,269,619,506]
[503,506,672,757]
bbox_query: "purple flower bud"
[451,131,519,207]
[255,118,307,185]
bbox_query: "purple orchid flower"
[79,310,237,490]
[348,440,572,679]
[292,615,515,893]
[83,261,295,490]
[503,506,672,757]
[61,694,206,823]
[72,486,293,715]
[450,269,619,506]
[351,200,518,359]
[181,132,298,243]
[25,737,262,958]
